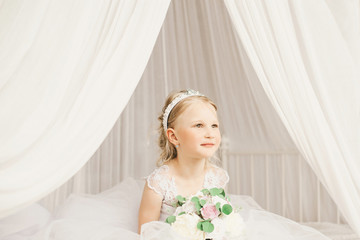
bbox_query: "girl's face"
[171,100,221,160]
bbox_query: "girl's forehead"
[179,101,218,120]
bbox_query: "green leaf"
[176,195,186,202]
[209,188,221,196]
[215,202,221,211]
[191,196,199,203]
[201,189,210,195]
[165,215,176,224]
[176,195,186,206]
[178,211,185,216]
[199,199,206,206]
[197,221,203,231]
[195,201,201,211]
[222,204,233,215]
[190,196,201,211]
[219,188,225,197]
[202,221,214,233]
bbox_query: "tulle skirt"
[1,178,331,240]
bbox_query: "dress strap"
[204,165,230,189]
[146,165,171,198]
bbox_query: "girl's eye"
[195,123,203,128]
[212,124,219,128]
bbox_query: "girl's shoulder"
[205,163,230,189]
[145,165,172,197]
[206,163,229,175]
[147,165,171,182]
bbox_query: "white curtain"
[2,0,355,235]
[224,0,360,235]
[39,0,342,227]
[0,0,170,218]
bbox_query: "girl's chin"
[186,149,218,160]
[196,152,217,159]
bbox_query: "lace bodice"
[146,164,229,221]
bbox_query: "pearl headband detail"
[162,89,204,131]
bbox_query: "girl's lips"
[201,143,215,147]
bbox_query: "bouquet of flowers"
[165,188,246,240]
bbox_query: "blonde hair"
[157,90,218,166]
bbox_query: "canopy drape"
[224,0,360,235]
[1,0,359,237]
[29,0,352,226]
[0,0,170,218]
[39,0,342,226]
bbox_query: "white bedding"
[303,222,359,240]
[1,195,358,240]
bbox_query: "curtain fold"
[39,0,343,225]
[0,0,170,218]
[224,0,360,236]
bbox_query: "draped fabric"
[40,0,343,227]
[224,0,360,235]
[0,0,170,218]
[1,0,358,237]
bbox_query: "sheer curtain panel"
[224,0,360,236]
[39,0,340,225]
[0,0,170,218]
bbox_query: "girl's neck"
[172,156,208,179]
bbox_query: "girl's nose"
[205,127,215,138]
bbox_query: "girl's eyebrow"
[190,120,219,124]
[190,120,203,123]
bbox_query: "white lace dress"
[1,166,332,240]
[146,164,230,222]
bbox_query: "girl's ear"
[166,128,179,146]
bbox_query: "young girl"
[138,89,229,232]
[137,89,332,240]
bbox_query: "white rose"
[174,206,184,216]
[205,217,226,240]
[181,200,197,214]
[171,214,204,240]
[224,212,246,237]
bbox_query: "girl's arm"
[138,184,163,234]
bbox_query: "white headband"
[162,89,204,131]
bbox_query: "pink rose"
[201,203,220,220]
